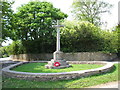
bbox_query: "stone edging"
[2,61,114,81]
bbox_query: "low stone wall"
[64,52,117,61]
[2,61,114,81]
[10,52,117,61]
[0,60,20,68]
[10,54,53,61]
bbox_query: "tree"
[7,1,68,54]
[71,0,113,26]
[1,0,14,40]
[13,1,68,41]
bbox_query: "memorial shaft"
[57,20,60,51]
[45,20,72,69]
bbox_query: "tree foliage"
[0,46,9,58]
[1,0,14,39]
[60,21,118,53]
[12,1,67,41]
[2,1,68,54]
[72,0,113,26]
[115,24,120,57]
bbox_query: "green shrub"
[7,39,56,55]
[101,30,118,53]
[115,25,120,57]
[21,39,56,54]
[6,40,26,55]
[60,21,118,53]
[0,46,10,57]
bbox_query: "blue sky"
[2,0,119,46]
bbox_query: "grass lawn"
[11,63,104,73]
[2,63,119,88]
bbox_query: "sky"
[2,0,120,46]
[11,0,119,29]
[12,0,74,20]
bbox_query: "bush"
[115,25,120,57]
[6,40,26,55]
[100,30,118,53]
[60,21,118,53]
[21,39,56,54]
[0,46,9,57]
[7,39,56,55]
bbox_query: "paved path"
[111,61,120,64]
[0,57,10,61]
[88,81,119,88]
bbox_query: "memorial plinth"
[45,20,72,69]
[45,51,71,69]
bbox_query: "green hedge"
[115,25,120,57]
[60,21,118,53]
[5,39,56,55]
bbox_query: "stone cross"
[53,20,64,52]
[45,20,72,69]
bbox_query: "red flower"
[54,62,60,67]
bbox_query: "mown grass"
[11,63,103,73]
[2,64,119,88]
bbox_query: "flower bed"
[2,61,114,81]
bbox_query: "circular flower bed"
[2,61,114,81]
